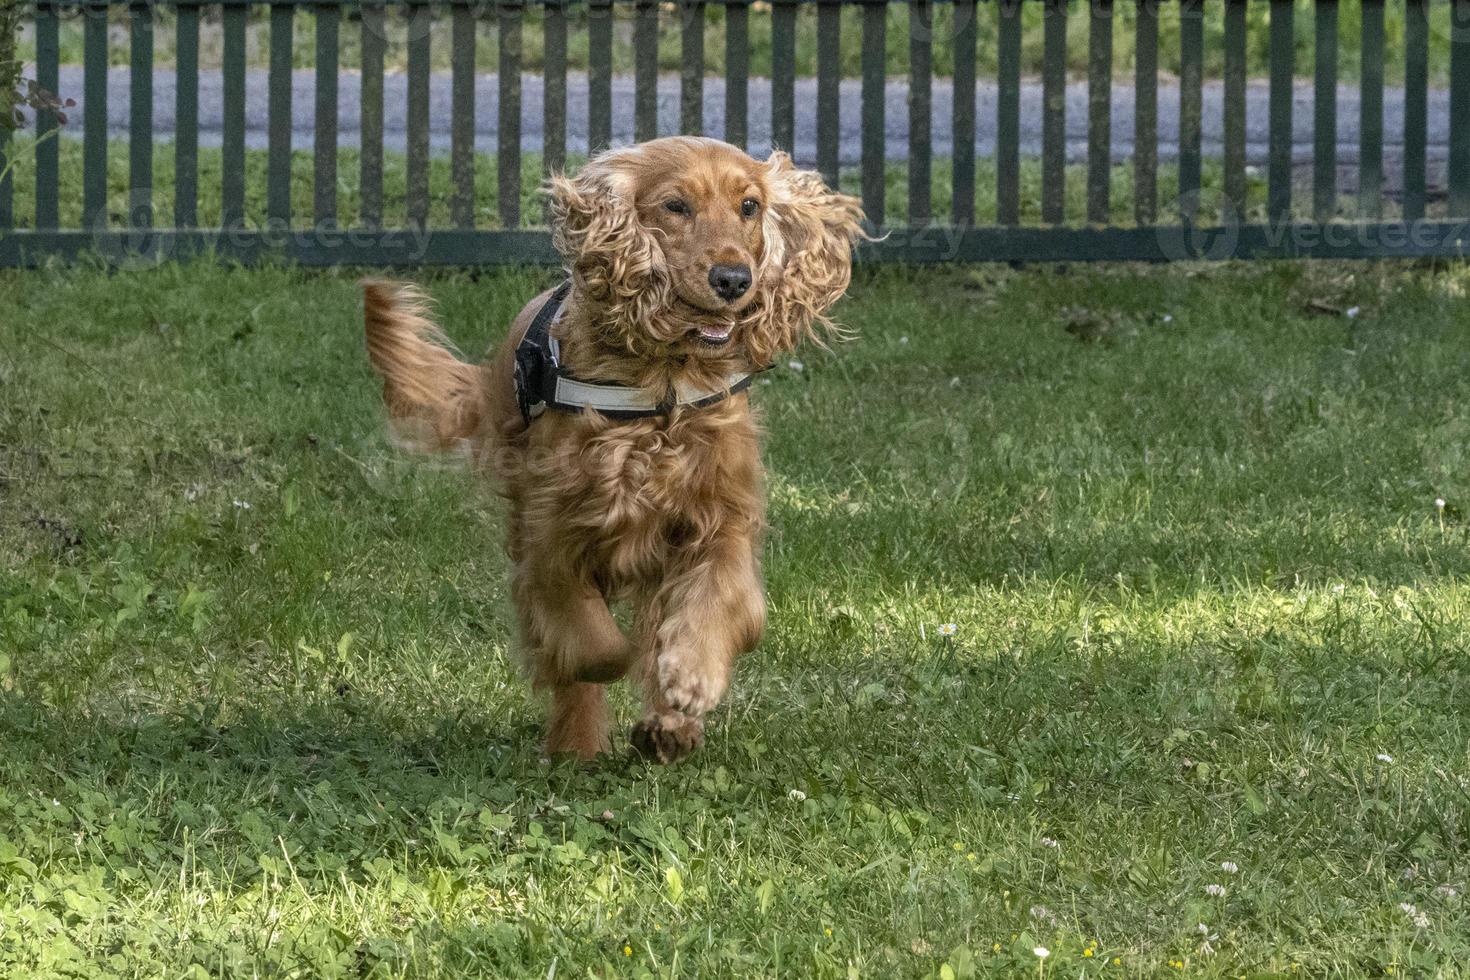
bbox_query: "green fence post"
[952,0,976,226]
[1042,0,1067,225]
[1313,0,1338,222]
[1357,0,1383,218]
[772,0,797,151]
[725,0,749,149]
[998,0,1021,226]
[361,1,386,229]
[909,0,932,225]
[268,0,295,230]
[1088,0,1113,225]
[681,0,705,136]
[499,0,524,228]
[453,0,479,228]
[1134,0,1157,225]
[315,1,340,230]
[82,0,107,231]
[407,0,432,230]
[175,0,199,228]
[34,0,60,230]
[1268,0,1294,223]
[861,0,886,225]
[223,0,247,229]
[635,0,658,142]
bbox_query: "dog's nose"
[709,264,753,302]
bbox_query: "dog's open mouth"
[693,323,734,347]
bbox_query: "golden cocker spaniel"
[362,136,865,762]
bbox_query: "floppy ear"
[549,152,673,346]
[743,151,867,366]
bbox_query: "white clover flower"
[1435,497,1446,510]
[1435,884,1460,899]
[937,623,958,637]
[1220,861,1239,874]
[233,499,252,510]
[1345,306,1361,319]
[1162,313,1175,324]
[1040,836,1060,849]
[899,336,909,345]
[787,360,805,373]
[1033,947,1050,959]
[786,789,807,803]
[1377,753,1394,764]
[1204,884,1226,897]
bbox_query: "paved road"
[61,65,1453,182]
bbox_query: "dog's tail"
[361,279,483,452]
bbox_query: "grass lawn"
[3,257,1470,977]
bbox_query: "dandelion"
[967,852,977,862]
[953,841,964,851]
[993,943,1002,952]
[937,623,958,637]
[1083,948,1095,958]
[1033,947,1050,959]
[787,789,807,803]
[824,927,833,938]
[623,945,632,957]
[1113,958,1122,966]
[1221,861,1239,874]
[1436,497,1447,511]
[1205,883,1226,897]
[1376,753,1394,764]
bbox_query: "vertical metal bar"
[997,0,1021,225]
[499,0,524,227]
[635,0,658,142]
[1268,0,1294,222]
[268,2,295,229]
[725,1,749,149]
[1223,0,1246,217]
[1041,0,1067,224]
[861,0,886,225]
[223,3,246,229]
[909,0,932,224]
[544,0,567,173]
[1179,0,1202,221]
[315,2,340,228]
[952,0,976,225]
[0,133,9,232]
[175,1,199,228]
[772,0,796,151]
[129,1,153,230]
[1313,0,1338,221]
[1087,0,1112,224]
[452,2,477,228]
[35,1,60,230]
[361,2,386,229]
[1403,0,1427,220]
[681,0,705,135]
[589,0,613,152]
[1134,0,1157,225]
[83,0,108,231]
[1451,0,1470,216]
[407,1,431,229]
[1358,0,1384,218]
[817,0,842,186]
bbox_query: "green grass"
[10,136,1436,234]
[4,257,1470,977]
[13,0,1461,84]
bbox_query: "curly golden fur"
[362,137,865,762]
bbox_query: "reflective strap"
[551,371,752,415]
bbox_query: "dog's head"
[549,137,866,367]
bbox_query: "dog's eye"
[664,199,691,216]
[741,198,760,219]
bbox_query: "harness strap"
[513,282,754,426]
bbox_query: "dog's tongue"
[698,324,733,342]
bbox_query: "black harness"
[513,282,755,426]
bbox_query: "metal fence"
[1,0,1468,267]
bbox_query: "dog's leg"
[512,560,636,685]
[546,682,613,760]
[630,534,765,763]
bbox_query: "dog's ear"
[743,151,867,366]
[549,152,672,340]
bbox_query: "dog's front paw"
[656,647,727,717]
[630,713,704,764]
